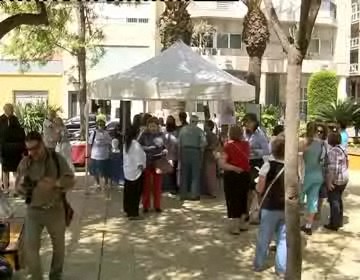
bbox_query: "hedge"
[307,70,338,118]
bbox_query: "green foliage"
[0,2,104,70]
[234,102,246,122]
[192,20,216,49]
[315,99,360,127]
[307,70,338,118]
[261,105,281,135]
[159,2,193,50]
[15,101,62,134]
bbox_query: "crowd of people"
[113,111,350,277]
[0,102,351,278]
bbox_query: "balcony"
[350,63,359,74]
[352,3,360,23]
[351,37,360,49]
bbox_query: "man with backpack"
[15,131,75,280]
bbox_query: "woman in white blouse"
[123,126,146,220]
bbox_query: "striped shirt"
[327,145,349,186]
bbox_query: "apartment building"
[350,0,360,100]
[188,0,350,117]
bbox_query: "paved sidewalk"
[10,171,360,280]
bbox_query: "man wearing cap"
[178,115,207,200]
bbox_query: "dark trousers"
[328,184,346,228]
[223,171,250,218]
[123,175,143,217]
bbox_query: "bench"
[0,217,24,271]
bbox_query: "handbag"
[52,150,74,227]
[249,166,284,224]
[62,193,74,227]
[154,157,173,175]
[0,222,10,251]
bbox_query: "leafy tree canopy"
[0,2,104,71]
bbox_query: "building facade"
[0,59,64,113]
[349,0,360,100]
[63,1,162,118]
[188,0,350,117]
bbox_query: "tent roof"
[88,41,255,102]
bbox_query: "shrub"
[307,70,338,118]
[14,101,62,134]
[261,105,281,135]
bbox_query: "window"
[126,18,137,23]
[216,33,242,49]
[308,39,320,54]
[13,91,48,106]
[216,34,229,48]
[68,91,78,118]
[300,88,307,120]
[138,18,149,23]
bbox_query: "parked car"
[65,114,97,134]
[68,119,120,141]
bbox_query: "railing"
[350,63,359,74]
[192,47,221,56]
[352,11,360,23]
[351,37,360,49]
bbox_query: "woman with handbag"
[219,126,250,235]
[242,113,270,223]
[324,132,349,231]
[254,136,286,276]
[138,117,168,213]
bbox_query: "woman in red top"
[219,125,251,234]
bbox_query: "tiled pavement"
[8,171,360,280]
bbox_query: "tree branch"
[0,1,49,40]
[296,0,321,55]
[264,0,290,53]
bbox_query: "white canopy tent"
[88,40,255,102]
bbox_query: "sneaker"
[239,216,249,232]
[155,208,163,213]
[301,225,312,236]
[324,224,339,231]
[228,219,240,235]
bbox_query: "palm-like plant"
[315,99,360,127]
[159,1,193,51]
[15,101,62,134]
[242,0,270,104]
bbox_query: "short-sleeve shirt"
[223,140,250,172]
[89,129,112,160]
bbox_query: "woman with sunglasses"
[315,123,328,220]
[300,122,326,235]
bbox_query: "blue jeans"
[254,209,287,274]
[328,184,346,228]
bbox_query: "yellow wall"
[0,73,64,110]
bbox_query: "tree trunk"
[247,56,261,104]
[284,48,303,280]
[77,2,87,141]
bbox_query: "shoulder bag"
[249,166,284,224]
